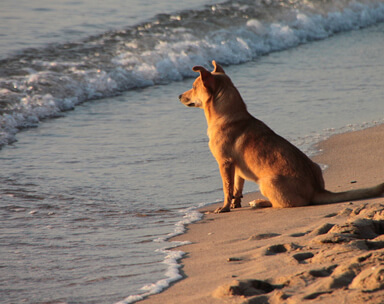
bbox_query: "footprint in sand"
[309,265,338,278]
[290,232,308,237]
[292,252,314,263]
[312,218,384,245]
[324,212,338,218]
[212,278,277,299]
[264,243,300,256]
[310,223,335,236]
[248,233,280,241]
[290,223,335,238]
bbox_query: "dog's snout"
[179,94,183,100]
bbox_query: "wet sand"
[140,123,384,304]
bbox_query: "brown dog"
[179,60,384,213]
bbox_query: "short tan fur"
[179,61,384,213]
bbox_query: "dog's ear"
[192,66,215,92]
[212,60,225,74]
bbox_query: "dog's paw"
[214,207,230,213]
[249,199,272,208]
[231,199,242,209]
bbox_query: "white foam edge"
[116,200,219,304]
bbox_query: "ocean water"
[1,0,384,303]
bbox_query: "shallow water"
[0,0,220,58]
[1,1,384,303]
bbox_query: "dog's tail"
[312,183,384,205]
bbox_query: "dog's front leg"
[231,173,244,209]
[214,160,235,213]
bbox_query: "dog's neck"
[205,85,249,119]
[204,90,252,139]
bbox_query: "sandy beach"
[140,123,384,304]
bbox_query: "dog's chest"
[207,126,238,158]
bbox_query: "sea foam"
[1,0,384,148]
[116,204,208,303]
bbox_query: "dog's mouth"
[187,102,195,107]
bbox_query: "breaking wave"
[1,0,384,147]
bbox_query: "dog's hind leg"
[260,176,310,208]
[231,173,244,209]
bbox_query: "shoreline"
[140,124,384,304]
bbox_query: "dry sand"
[140,124,384,304]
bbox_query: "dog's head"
[179,60,226,108]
